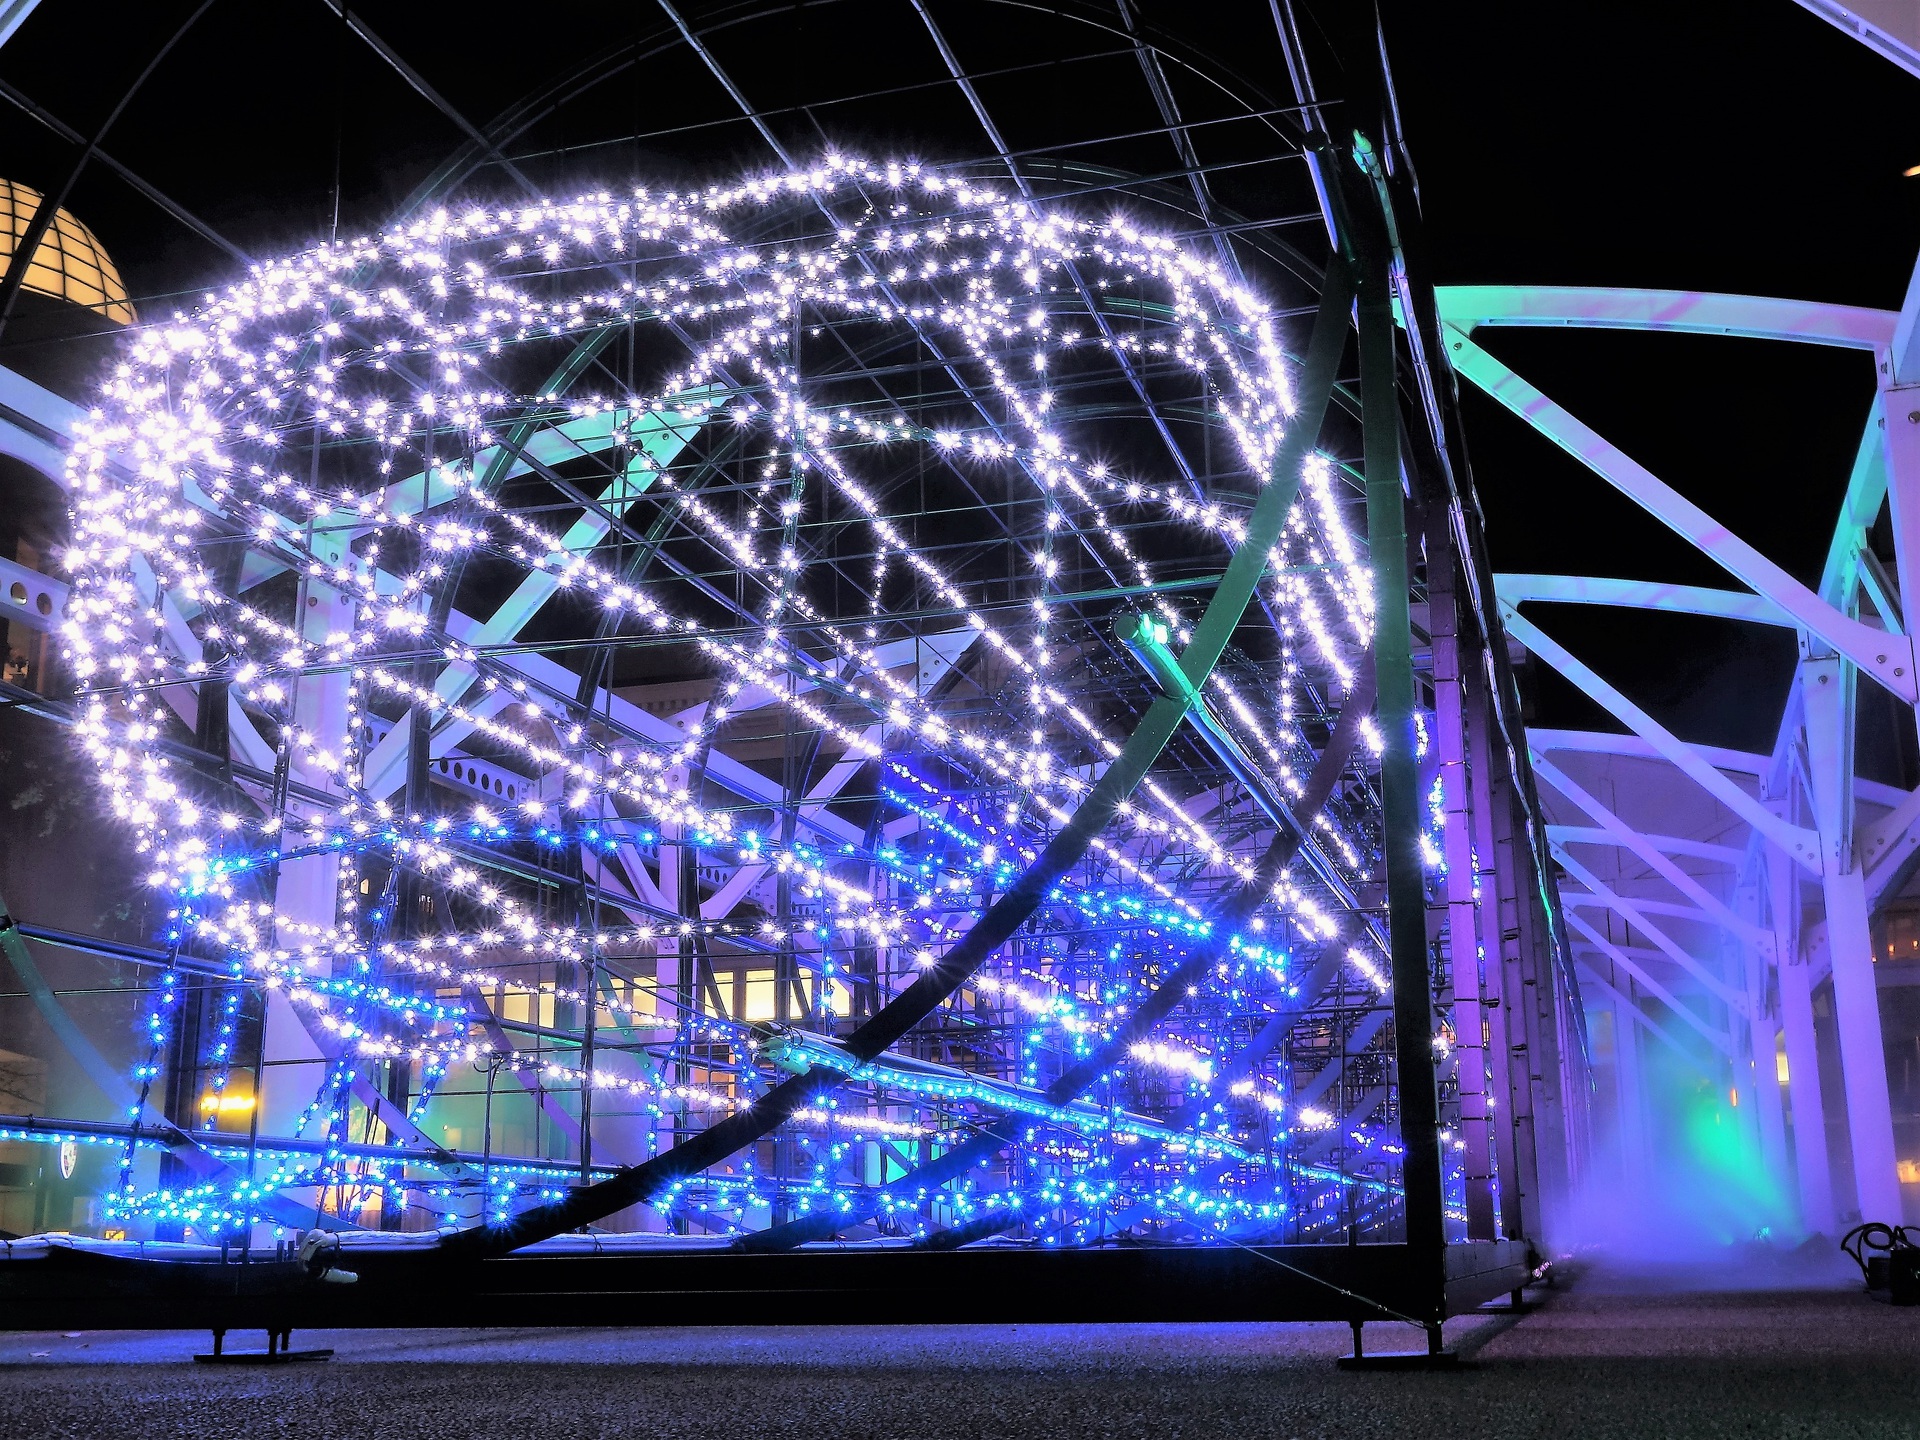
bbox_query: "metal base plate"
[193,1349,333,1365]
[1336,1351,1464,1371]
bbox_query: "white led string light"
[64,156,1397,1238]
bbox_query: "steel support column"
[1519,813,1577,1241]
[1772,839,1837,1234]
[1354,193,1446,1287]
[1429,518,1495,1238]
[1735,875,1791,1204]
[1469,673,1531,1241]
[1802,654,1903,1221]
[257,516,349,1150]
[1610,989,1648,1193]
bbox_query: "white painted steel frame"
[1448,277,1920,1228]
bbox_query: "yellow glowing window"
[742,970,776,1021]
[0,178,135,324]
[1900,1159,1920,1185]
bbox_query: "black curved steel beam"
[433,252,1353,1261]
[748,652,1377,1251]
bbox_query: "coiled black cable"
[1840,1221,1914,1285]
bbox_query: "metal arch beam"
[0,1,40,48]
[1527,727,1772,777]
[1563,891,1744,929]
[658,0,1265,656]
[224,395,883,843]
[0,0,216,342]
[0,77,250,265]
[1495,574,1796,628]
[1550,846,1748,1013]
[739,657,1383,1254]
[1502,606,1823,870]
[1453,329,1917,702]
[1576,965,1718,1083]
[317,0,538,199]
[1436,285,1896,350]
[1562,911,1732,1056]
[1113,0,1244,281]
[1795,1,1920,85]
[29,333,877,1143]
[1547,825,1747,868]
[909,0,1209,501]
[1533,753,1772,951]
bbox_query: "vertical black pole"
[1355,203,1447,1314]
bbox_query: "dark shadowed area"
[0,1269,1915,1440]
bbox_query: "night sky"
[3,0,1916,764]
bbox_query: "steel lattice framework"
[0,1,1591,1344]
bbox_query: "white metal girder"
[1562,891,1745,930]
[491,638,869,848]
[1534,753,1772,950]
[1456,330,1917,702]
[1796,0,1920,86]
[131,558,278,772]
[0,552,63,632]
[698,721,887,922]
[1494,573,1794,628]
[1527,727,1771,776]
[1562,910,1732,1055]
[1802,652,1905,1220]
[223,395,737,599]
[1551,845,1748,1013]
[0,1,41,49]
[1503,605,1823,870]
[1546,824,1746,868]
[0,362,73,478]
[1575,964,1718,1081]
[360,401,715,798]
[1862,781,1920,903]
[1436,284,1896,349]
[1877,375,1920,630]
[1769,849,1838,1233]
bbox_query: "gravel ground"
[1,1268,1916,1439]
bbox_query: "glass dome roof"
[0,178,134,325]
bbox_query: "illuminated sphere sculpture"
[62,156,1386,1240]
